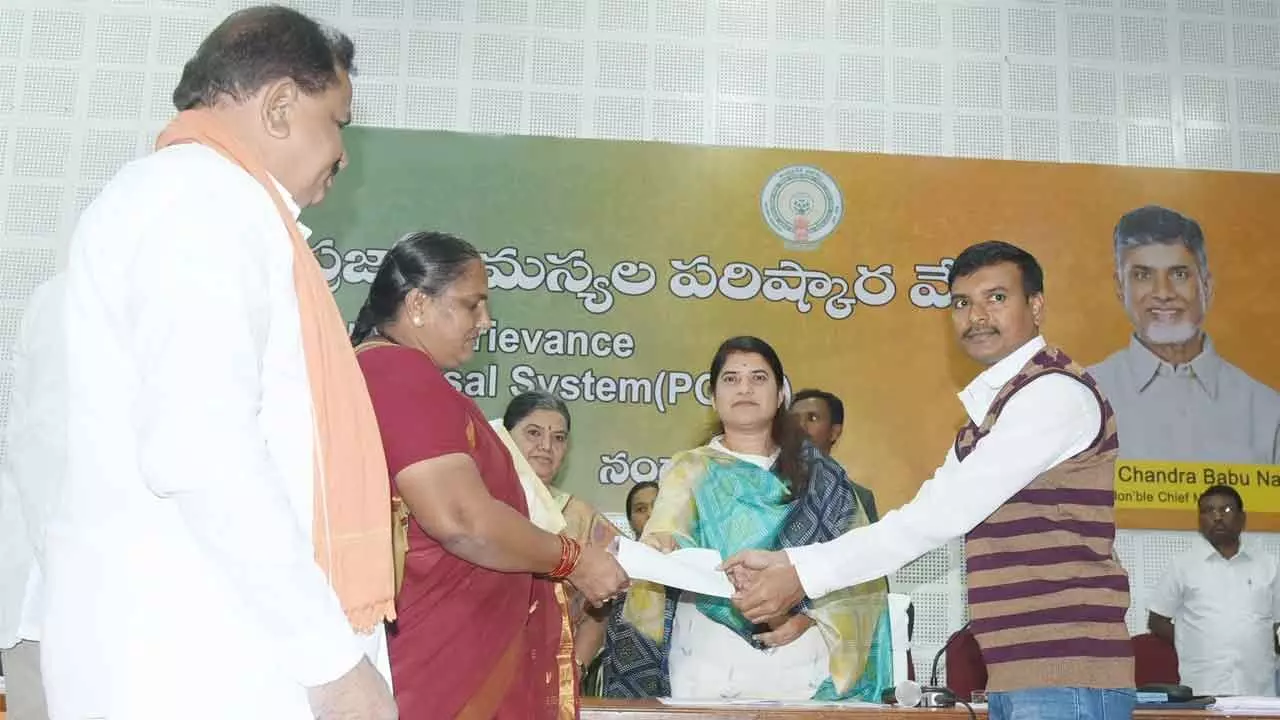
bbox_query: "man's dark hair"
[1113,205,1209,276]
[1199,484,1244,512]
[173,5,356,111]
[947,240,1045,299]
[791,388,845,425]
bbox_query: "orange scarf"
[156,110,396,632]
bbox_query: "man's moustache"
[965,328,998,339]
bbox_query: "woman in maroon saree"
[351,231,628,719]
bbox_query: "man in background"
[1148,485,1280,696]
[0,274,66,720]
[790,388,879,522]
[1090,205,1280,464]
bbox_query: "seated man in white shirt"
[1148,485,1280,697]
[723,240,1136,720]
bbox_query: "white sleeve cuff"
[288,630,365,688]
[785,544,839,600]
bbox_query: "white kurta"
[43,143,385,720]
[0,274,65,650]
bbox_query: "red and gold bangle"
[562,536,583,578]
[549,535,582,579]
[549,536,569,578]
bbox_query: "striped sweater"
[957,345,1134,692]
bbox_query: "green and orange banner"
[304,128,1280,530]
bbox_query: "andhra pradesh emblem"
[760,165,844,251]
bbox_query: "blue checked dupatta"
[602,441,893,700]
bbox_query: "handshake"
[640,534,811,646]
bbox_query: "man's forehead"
[951,263,1020,294]
[791,397,827,415]
[1200,494,1237,507]
[326,69,354,112]
[1121,241,1198,268]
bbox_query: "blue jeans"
[987,687,1136,720]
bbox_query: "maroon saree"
[357,341,576,719]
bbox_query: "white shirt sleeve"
[4,275,65,559]
[785,373,1103,599]
[1146,558,1182,620]
[128,200,361,687]
[0,276,65,646]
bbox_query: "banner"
[304,128,1280,531]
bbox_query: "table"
[581,698,1264,720]
[0,693,1262,720]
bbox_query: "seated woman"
[502,390,619,690]
[604,336,892,701]
[625,481,658,538]
[351,231,628,719]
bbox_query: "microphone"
[883,680,955,708]
[886,622,974,708]
[930,621,972,687]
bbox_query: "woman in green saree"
[603,336,893,701]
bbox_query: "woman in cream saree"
[502,390,620,693]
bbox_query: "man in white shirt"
[1089,205,1280,464]
[724,241,1135,720]
[0,274,66,720]
[1148,485,1280,696]
[41,7,396,720]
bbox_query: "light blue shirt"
[1090,335,1280,465]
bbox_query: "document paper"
[611,537,736,598]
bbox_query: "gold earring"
[412,316,423,327]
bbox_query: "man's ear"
[260,78,300,139]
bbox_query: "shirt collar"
[1192,532,1252,561]
[1123,334,1220,398]
[268,174,312,240]
[957,335,1046,424]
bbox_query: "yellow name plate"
[1115,461,1280,511]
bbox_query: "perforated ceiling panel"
[2,0,1279,689]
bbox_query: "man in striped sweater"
[725,240,1136,720]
